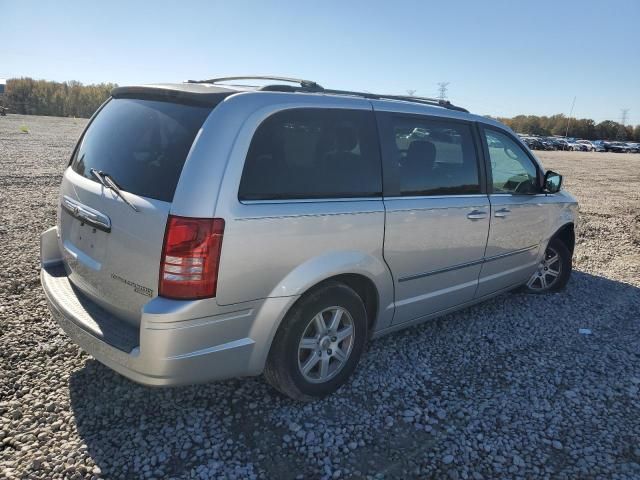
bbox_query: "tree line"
[496,114,640,141]
[2,78,639,141]
[1,77,116,118]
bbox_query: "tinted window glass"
[485,129,539,194]
[381,116,481,196]
[238,109,381,200]
[72,98,211,202]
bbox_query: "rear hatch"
[58,94,215,326]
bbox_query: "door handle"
[466,210,488,220]
[494,208,511,218]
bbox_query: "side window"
[484,129,539,194]
[380,116,481,196]
[238,108,381,200]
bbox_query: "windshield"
[71,98,211,202]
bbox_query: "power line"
[437,82,449,101]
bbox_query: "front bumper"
[40,226,295,386]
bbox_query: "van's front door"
[374,108,489,324]
[476,127,548,297]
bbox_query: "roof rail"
[318,88,469,113]
[185,76,468,112]
[186,75,323,91]
[260,85,469,113]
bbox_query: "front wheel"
[264,282,368,401]
[522,238,572,293]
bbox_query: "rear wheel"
[522,238,572,293]
[264,282,368,401]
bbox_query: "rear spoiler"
[111,84,234,107]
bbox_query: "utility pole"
[437,82,449,101]
[564,96,576,140]
[406,89,416,97]
[618,109,629,140]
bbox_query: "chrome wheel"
[297,306,355,384]
[527,246,562,291]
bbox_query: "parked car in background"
[40,76,577,400]
[603,141,631,153]
[549,138,576,151]
[517,135,558,151]
[561,138,589,151]
[589,141,607,152]
[544,138,563,150]
[521,137,546,150]
[570,142,589,152]
[576,140,597,152]
[625,143,640,153]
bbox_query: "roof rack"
[186,75,323,91]
[185,76,468,113]
[312,88,469,113]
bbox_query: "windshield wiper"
[89,168,139,212]
[89,167,108,187]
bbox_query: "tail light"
[159,215,225,299]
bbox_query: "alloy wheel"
[297,306,355,383]
[527,246,562,291]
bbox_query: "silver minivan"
[40,76,577,400]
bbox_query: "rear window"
[238,108,382,200]
[71,98,211,202]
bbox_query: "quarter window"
[484,129,539,194]
[380,116,481,196]
[238,108,381,200]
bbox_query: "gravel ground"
[1,114,639,480]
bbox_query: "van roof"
[112,76,470,113]
[111,81,510,131]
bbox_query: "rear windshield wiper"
[90,168,139,212]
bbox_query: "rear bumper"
[40,226,295,386]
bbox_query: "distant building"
[0,79,5,95]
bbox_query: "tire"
[264,281,368,401]
[522,238,572,294]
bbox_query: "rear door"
[58,97,212,325]
[214,105,387,307]
[376,110,490,324]
[476,125,547,296]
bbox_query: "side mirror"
[544,170,563,193]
